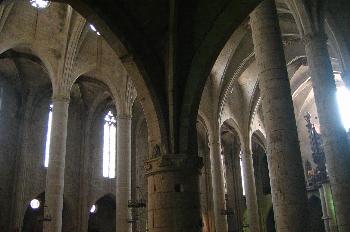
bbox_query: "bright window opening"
[239,152,245,196]
[44,104,53,168]
[336,86,350,132]
[89,24,101,36]
[220,152,227,194]
[90,204,97,213]
[30,199,40,209]
[103,110,116,178]
[30,0,50,9]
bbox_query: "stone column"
[322,183,339,232]
[116,116,132,232]
[209,139,228,232]
[43,96,70,232]
[145,154,202,232]
[304,32,350,232]
[241,145,260,232]
[319,185,331,232]
[250,1,308,231]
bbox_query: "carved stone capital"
[302,32,328,47]
[52,95,70,103]
[144,154,203,176]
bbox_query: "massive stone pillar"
[116,116,132,232]
[241,144,260,232]
[250,1,308,231]
[209,137,228,232]
[304,32,350,232]
[145,154,202,232]
[43,95,70,232]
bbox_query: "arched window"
[220,151,228,195]
[103,110,116,178]
[239,151,245,196]
[44,104,53,167]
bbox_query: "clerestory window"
[103,110,116,178]
[44,104,53,167]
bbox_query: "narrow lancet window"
[44,104,53,167]
[239,151,245,196]
[103,110,116,178]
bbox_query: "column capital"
[116,114,132,120]
[144,154,203,176]
[208,140,221,146]
[52,94,70,103]
[302,32,328,47]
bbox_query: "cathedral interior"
[0,0,349,231]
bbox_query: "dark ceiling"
[56,0,262,152]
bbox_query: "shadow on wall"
[266,208,275,232]
[88,194,116,232]
[307,196,325,232]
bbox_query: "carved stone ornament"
[144,154,203,176]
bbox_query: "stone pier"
[250,0,308,231]
[43,96,70,232]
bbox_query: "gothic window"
[239,151,245,196]
[44,104,53,167]
[103,110,116,178]
[220,151,228,195]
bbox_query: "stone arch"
[178,0,261,154]
[0,44,55,86]
[0,50,53,230]
[49,0,165,153]
[251,133,271,195]
[22,192,72,232]
[220,118,245,232]
[324,16,350,87]
[220,118,244,147]
[251,130,266,150]
[251,131,274,232]
[196,116,214,232]
[88,194,116,232]
[22,192,45,232]
[197,111,213,144]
